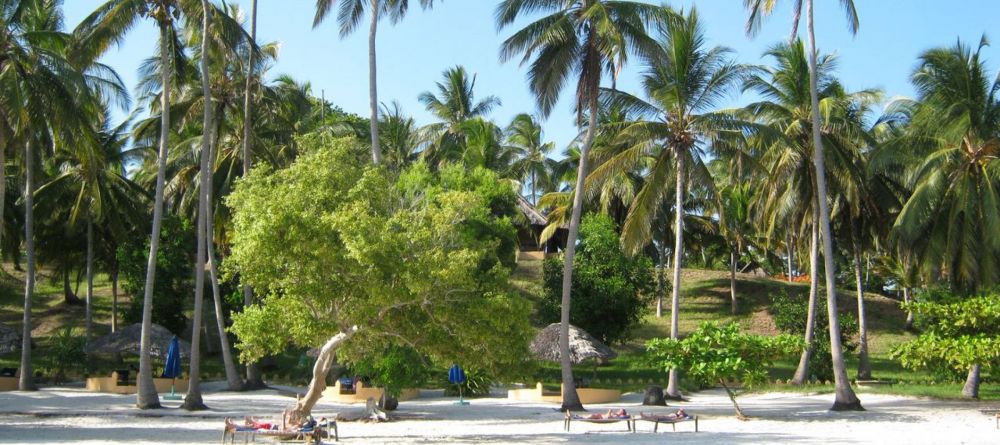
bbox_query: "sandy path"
[0,385,996,444]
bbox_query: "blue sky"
[62,1,1000,153]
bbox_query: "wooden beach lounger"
[223,418,338,444]
[637,411,699,432]
[563,410,635,432]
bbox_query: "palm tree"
[891,38,1000,398]
[506,114,555,206]
[0,0,97,392]
[378,101,419,170]
[497,0,661,411]
[313,0,435,165]
[76,0,249,408]
[588,8,745,398]
[418,65,501,167]
[743,0,864,411]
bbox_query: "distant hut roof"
[530,323,617,364]
[89,323,190,359]
[0,322,20,355]
[517,195,549,226]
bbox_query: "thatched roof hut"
[530,323,617,364]
[89,323,190,359]
[0,322,21,355]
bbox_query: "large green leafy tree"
[496,0,661,411]
[890,38,1000,397]
[589,8,746,398]
[743,0,863,411]
[313,0,435,165]
[540,213,653,345]
[227,136,532,417]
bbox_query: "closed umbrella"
[161,336,183,400]
[448,364,469,405]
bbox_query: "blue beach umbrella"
[161,336,182,400]
[448,364,469,405]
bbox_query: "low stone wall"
[507,382,621,404]
[85,372,189,394]
[321,380,420,404]
[0,376,17,391]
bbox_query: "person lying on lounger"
[585,409,629,419]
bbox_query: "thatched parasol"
[530,323,617,364]
[0,322,21,355]
[89,323,190,359]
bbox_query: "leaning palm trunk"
[902,287,914,330]
[853,238,871,380]
[204,127,242,390]
[136,20,173,410]
[182,1,214,410]
[555,94,600,412]
[656,240,666,317]
[293,327,358,417]
[792,216,819,384]
[111,269,119,332]
[19,139,35,391]
[805,0,861,410]
[730,248,738,315]
[85,215,94,372]
[367,2,382,164]
[665,149,685,399]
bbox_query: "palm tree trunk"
[555,93,599,413]
[792,216,819,385]
[902,287,914,330]
[240,0,264,390]
[656,240,666,318]
[962,364,981,399]
[63,267,80,304]
[18,138,35,391]
[666,148,685,400]
[85,215,94,372]
[182,0,214,411]
[786,231,793,281]
[203,134,242,390]
[806,0,862,411]
[0,130,5,266]
[136,19,173,410]
[853,237,871,381]
[111,268,119,333]
[367,1,382,164]
[531,170,537,207]
[730,248,738,315]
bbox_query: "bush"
[540,214,654,345]
[769,291,857,381]
[46,327,86,382]
[118,216,194,337]
[442,369,494,398]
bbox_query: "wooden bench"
[223,419,337,444]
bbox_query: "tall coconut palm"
[587,8,746,398]
[891,38,1000,398]
[497,0,661,411]
[743,0,864,411]
[507,114,555,206]
[378,101,419,170]
[75,0,249,408]
[313,0,435,165]
[0,0,96,392]
[418,65,501,166]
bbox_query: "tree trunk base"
[181,399,209,411]
[136,402,162,410]
[560,401,585,412]
[830,400,865,411]
[243,379,267,391]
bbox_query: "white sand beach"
[0,384,996,444]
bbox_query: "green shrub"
[442,369,494,398]
[118,216,194,336]
[46,327,86,382]
[769,291,857,381]
[540,214,654,345]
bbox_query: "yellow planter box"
[507,382,621,404]
[0,376,17,391]
[321,380,419,404]
[85,372,189,395]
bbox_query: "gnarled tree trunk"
[963,365,980,399]
[293,327,359,417]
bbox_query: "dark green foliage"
[770,291,858,381]
[118,216,194,336]
[45,327,86,382]
[345,345,431,398]
[540,214,654,345]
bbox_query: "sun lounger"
[637,411,699,432]
[222,418,338,444]
[563,410,635,432]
